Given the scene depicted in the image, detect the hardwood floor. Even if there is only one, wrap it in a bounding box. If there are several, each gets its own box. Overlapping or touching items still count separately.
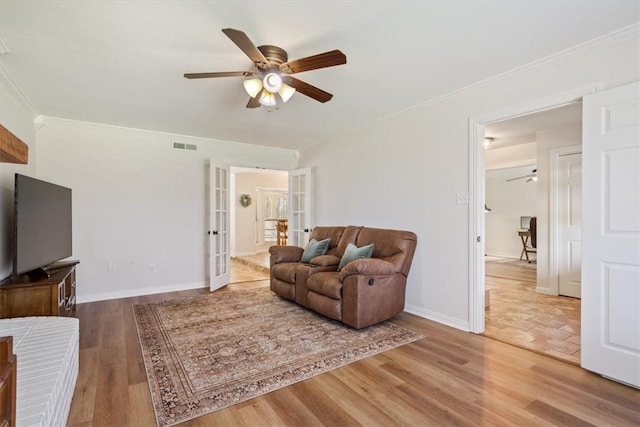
[67,282,639,426]
[484,257,581,364]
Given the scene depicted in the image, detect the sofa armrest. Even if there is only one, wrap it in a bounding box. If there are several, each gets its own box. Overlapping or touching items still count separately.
[269,246,304,264]
[338,258,396,281]
[341,273,407,329]
[308,255,341,267]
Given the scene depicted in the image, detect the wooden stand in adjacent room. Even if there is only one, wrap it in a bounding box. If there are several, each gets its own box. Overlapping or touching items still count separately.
[0,261,79,319]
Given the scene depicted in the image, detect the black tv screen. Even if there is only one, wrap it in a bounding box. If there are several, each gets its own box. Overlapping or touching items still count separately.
[13,174,72,276]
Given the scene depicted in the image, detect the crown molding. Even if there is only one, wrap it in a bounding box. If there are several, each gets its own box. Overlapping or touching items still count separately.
[0,37,9,55]
[322,22,640,146]
[0,62,38,118]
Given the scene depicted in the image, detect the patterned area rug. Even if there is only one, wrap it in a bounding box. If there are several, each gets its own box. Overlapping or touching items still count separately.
[133,287,423,426]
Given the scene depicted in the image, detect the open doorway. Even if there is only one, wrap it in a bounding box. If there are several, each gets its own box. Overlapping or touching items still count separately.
[480,103,583,364]
[229,167,288,283]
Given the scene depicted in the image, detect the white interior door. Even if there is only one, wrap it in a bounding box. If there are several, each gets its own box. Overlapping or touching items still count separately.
[582,81,640,387]
[558,152,582,298]
[288,168,312,247]
[207,161,230,291]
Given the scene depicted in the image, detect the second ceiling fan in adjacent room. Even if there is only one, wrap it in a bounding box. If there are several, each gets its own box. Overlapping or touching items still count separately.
[507,169,538,183]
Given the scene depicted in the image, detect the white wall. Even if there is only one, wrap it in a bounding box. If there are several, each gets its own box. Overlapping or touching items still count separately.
[0,79,36,279]
[233,171,287,256]
[485,165,537,258]
[485,142,536,170]
[298,28,639,330]
[35,118,296,302]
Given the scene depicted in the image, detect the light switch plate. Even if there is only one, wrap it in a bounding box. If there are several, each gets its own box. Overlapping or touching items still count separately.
[456,191,469,205]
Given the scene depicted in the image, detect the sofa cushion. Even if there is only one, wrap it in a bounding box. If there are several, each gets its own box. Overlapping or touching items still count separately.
[300,238,331,263]
[334,226,363,257]
[354,227,417,276]
[271,262,299,283]
[270,279,295,301]
[308,254,341,267]
[308,227,345,257]
[338,258,396,281]
[307,272,343,299]
[307,292,342,321]
[337,243,374,271]
[269,246,304,265]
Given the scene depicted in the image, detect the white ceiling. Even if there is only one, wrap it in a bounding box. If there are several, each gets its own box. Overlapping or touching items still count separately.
[0,1,637,151]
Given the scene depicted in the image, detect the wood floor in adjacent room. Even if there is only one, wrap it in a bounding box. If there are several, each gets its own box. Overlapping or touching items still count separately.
[230,255,270,283]
[67,280,638,426]
[484,257,581,365]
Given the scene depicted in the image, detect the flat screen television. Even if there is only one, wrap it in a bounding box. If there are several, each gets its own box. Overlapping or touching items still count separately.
[13,173,72,277]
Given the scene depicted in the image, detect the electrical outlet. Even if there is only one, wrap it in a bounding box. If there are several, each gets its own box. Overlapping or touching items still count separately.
[149,264,156,273]
[107,260,116,270]
[456,191,469,205]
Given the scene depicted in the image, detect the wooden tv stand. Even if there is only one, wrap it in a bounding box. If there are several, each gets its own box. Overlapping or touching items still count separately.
[0,261,79,319]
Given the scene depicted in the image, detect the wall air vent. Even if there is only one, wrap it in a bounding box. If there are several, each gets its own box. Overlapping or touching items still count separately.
[173,142,198,151]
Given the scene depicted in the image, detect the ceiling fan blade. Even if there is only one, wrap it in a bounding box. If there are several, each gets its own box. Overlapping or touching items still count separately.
[280,50,347,74]
[507,174,536,182]
[507,169,537,182]
[283,76,333,103]
[222,28,270,69]
[246,95,261,108]
[184,71,254,79]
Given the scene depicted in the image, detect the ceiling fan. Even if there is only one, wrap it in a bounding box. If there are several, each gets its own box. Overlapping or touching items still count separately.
[184,28,347,109]
[507,168,538,182]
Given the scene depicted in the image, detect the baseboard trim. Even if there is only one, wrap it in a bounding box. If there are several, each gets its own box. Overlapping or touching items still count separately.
[535,286,555,295]
[77,281,208,304]
[485,252,521,259]
[404,304,470,332]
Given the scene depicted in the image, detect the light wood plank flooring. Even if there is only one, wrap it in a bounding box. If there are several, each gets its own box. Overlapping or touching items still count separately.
[230,256,269,283]
[484,257,581,365]
[67,281,638,426]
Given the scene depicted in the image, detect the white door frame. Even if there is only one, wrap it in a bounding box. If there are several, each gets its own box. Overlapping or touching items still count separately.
[228,166,290,257]
[255,186,288,247]
[468,84,599,333]
[549,145,583,296]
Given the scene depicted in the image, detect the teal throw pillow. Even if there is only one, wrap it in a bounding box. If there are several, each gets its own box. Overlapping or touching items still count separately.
[337,243,375,271]
[300,238,331,263]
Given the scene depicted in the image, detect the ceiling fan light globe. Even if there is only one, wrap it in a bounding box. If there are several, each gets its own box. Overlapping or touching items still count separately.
[263,72,283,93]
[279,83,296,103]
[243,78,263,98]
[259,90,277,107]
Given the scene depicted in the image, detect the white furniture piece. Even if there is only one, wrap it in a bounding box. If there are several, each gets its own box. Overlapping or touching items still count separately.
[0,317,79,426]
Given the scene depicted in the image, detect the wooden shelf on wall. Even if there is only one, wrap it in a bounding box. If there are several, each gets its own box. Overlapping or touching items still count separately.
[0,123,28,164]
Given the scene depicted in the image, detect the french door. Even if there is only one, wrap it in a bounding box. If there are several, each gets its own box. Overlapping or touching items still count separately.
[207,160,230,291]
[288,168,312,247]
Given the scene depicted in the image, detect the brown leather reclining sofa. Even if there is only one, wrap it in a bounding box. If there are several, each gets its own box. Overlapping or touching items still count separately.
[269,226,417,329]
